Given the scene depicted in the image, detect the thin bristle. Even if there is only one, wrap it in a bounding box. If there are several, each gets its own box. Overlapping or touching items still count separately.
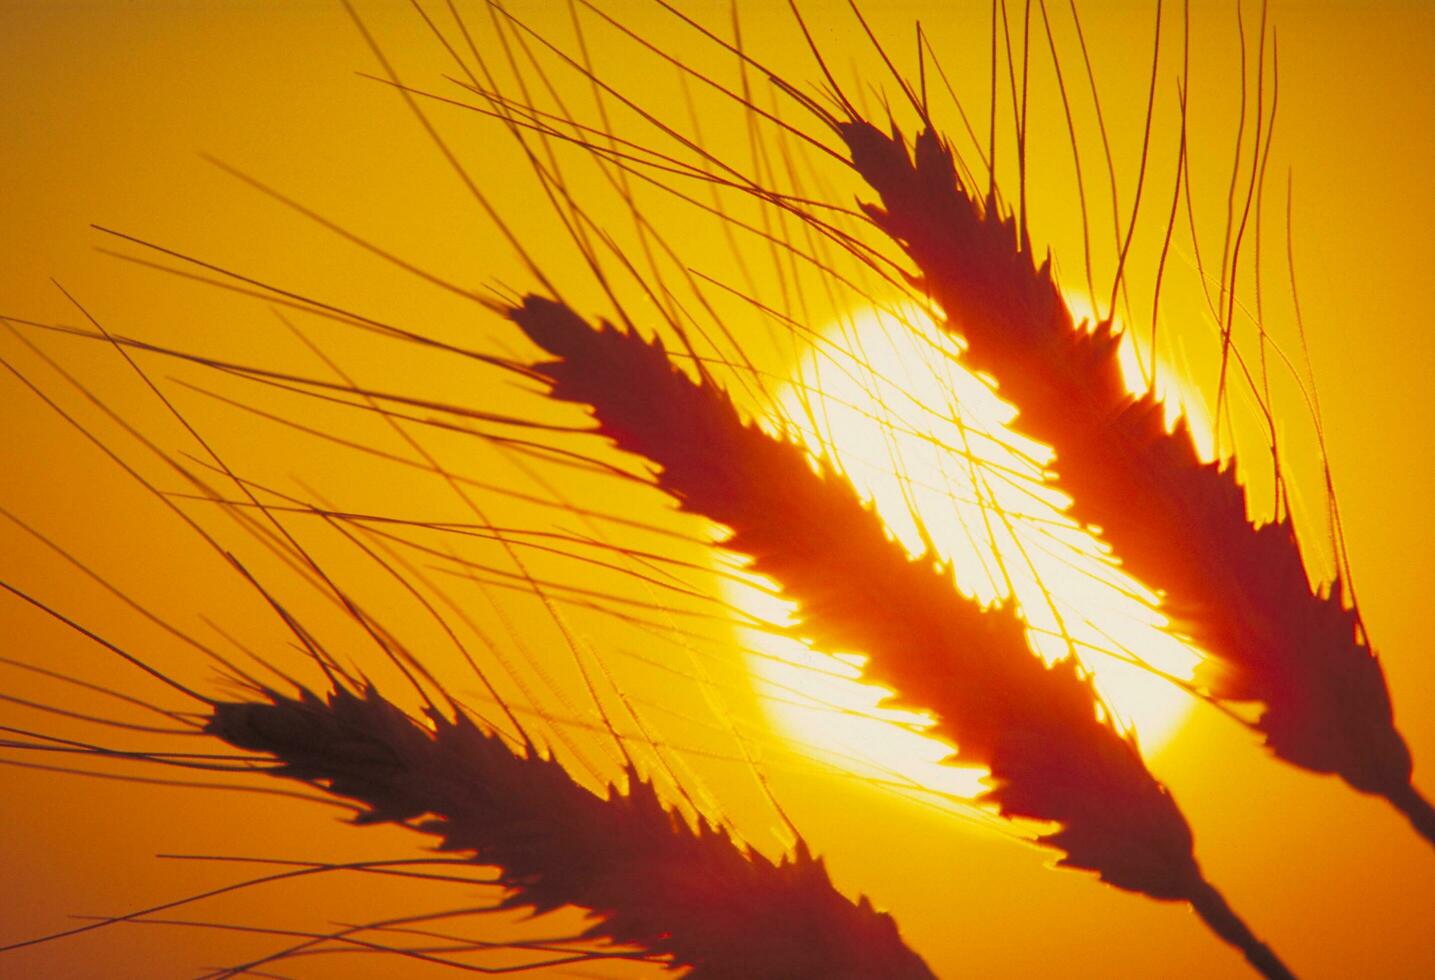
[507,296,1294,978]
[207,683,935,979]
[841,119,1424,831]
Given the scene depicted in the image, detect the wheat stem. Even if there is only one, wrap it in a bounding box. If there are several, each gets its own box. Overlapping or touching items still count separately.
[1188,878,1296,980]
[1384,782,1435,848]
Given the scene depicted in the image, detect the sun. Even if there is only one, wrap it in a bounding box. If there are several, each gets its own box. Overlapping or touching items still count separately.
[723,302,1205,804]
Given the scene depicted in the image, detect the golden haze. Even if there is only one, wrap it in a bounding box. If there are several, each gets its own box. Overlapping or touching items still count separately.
[1,1,1433,977]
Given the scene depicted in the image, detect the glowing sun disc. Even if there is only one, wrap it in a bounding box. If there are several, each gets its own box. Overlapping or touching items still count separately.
[726,303,1203,802]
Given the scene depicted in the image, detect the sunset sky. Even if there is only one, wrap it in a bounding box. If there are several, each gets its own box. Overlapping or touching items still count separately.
[2,2,1433,977]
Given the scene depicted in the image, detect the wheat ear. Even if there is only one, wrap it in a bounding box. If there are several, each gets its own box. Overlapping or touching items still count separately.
[207,682,935,979]
[841,120,1429,843]
[507,296,1295,978]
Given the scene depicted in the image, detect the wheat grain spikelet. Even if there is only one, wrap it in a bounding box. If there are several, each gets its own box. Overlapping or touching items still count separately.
[507,297,1294,978]
[207,682,933,979]
[841,119,1430,842]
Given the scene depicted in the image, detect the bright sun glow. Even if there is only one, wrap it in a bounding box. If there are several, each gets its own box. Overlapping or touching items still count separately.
[723,303,1207,803]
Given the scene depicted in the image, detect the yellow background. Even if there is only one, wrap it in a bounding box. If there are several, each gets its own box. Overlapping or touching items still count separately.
[2,1,1432,977]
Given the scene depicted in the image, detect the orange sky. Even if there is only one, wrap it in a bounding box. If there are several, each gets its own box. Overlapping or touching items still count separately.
[2,2,1433,977]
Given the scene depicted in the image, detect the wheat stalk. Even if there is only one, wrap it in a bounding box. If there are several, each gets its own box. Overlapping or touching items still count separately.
[208,680,935,979]
[840,119,1430,844]
[507,295,1294,978]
